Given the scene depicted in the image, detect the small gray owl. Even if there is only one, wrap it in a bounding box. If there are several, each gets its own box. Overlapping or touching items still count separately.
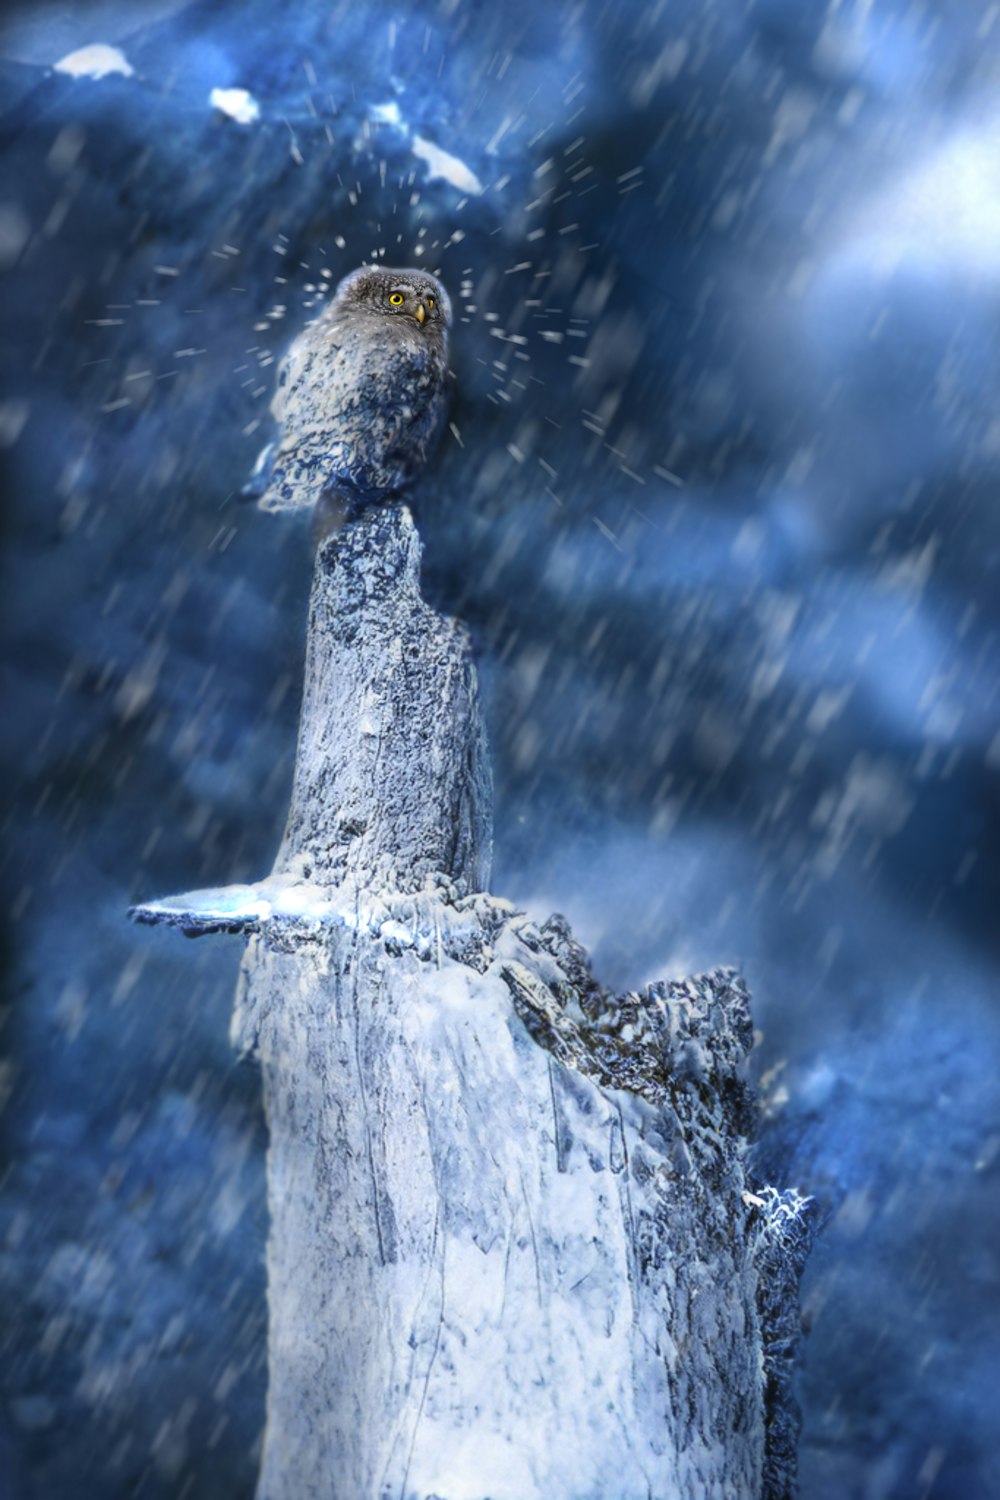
[248,265,451,528]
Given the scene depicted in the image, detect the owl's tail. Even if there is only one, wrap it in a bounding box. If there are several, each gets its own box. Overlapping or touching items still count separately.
[252,441,361,518]
[243,437,375,534]
[238,440,277,504]
[240,439,320,513]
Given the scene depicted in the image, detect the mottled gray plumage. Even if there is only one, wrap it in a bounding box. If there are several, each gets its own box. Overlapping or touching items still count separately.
[252,265,451,524]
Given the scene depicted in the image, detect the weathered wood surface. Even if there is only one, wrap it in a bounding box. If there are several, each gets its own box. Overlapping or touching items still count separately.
[274,504,491,897]
[131,502,808,1500]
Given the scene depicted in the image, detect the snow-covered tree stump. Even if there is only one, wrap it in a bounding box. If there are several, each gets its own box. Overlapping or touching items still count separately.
[131,503,808,1500]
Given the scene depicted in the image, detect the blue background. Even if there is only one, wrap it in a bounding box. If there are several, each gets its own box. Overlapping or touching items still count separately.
[1,1,998,1496]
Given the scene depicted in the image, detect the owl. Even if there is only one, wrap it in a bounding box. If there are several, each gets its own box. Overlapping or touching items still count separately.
[247,265,452,528]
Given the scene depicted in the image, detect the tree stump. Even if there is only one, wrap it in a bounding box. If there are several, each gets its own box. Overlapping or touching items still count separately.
[132,503,808,1500]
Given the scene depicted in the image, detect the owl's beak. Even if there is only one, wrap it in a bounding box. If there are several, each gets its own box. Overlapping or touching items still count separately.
[414,302,426,325]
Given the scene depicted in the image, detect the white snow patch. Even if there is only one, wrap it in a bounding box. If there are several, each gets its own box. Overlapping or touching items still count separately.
[413,136,483,195]
[371,101,404,127]
[54,43,134,80]
[270,883,335,919]
[134,876,342,928]
[141,883,275,924]
[378,919,415,947]
[209,87,260,125]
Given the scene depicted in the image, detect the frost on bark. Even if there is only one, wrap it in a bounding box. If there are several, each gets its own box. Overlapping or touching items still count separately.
[131,502,809,1500]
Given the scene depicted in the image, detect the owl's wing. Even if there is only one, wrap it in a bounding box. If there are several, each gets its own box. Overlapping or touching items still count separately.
[239,321,333,502]
[270,309,350,424]
[246,314,352,511]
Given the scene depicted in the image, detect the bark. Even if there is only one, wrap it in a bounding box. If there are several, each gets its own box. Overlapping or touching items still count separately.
[131,502,808,1500]
[273,503,491,898]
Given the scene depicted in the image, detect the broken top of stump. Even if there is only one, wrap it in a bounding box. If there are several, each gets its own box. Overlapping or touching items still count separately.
[276,503,492,897]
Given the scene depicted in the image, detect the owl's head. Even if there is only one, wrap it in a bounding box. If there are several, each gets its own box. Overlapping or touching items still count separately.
[335,265,452,335]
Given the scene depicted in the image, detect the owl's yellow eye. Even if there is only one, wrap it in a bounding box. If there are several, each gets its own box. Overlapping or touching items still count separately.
[389,292,404,306]
[427,296,435,309]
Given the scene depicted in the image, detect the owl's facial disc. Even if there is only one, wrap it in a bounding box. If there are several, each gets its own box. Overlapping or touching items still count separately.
[338,266,450,330]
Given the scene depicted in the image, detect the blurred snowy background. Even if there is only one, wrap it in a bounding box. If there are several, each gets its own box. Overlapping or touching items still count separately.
[1,1,998,1496]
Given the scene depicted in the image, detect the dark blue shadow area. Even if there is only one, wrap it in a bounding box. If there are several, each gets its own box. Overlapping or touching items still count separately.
[1,1,998,1497]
